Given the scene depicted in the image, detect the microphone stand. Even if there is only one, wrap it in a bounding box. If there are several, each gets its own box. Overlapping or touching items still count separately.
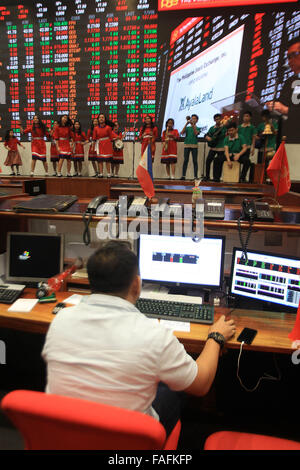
[201,137,207,180]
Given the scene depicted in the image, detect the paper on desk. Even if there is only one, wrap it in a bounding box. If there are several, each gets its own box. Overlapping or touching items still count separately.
[63,294,83,305]
[8,299,39,313]
[160,320,191,333]
[140,284,202,304]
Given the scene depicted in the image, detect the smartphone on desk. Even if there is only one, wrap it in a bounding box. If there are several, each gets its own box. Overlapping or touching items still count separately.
[237,327,257,345]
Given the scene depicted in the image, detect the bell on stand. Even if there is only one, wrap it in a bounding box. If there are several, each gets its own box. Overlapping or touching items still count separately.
[259,122,274,184]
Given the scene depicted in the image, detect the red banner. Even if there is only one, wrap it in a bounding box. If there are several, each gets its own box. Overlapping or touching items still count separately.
[159,0,297,11]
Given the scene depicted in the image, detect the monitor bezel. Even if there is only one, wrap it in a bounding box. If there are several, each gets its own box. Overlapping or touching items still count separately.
[138,234,226,290]
[6,232,64,283]
[230,246,300,310]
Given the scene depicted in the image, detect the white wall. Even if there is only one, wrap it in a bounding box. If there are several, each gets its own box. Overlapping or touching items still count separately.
[1,141,299,180]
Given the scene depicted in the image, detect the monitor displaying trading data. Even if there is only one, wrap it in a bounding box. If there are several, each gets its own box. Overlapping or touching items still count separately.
[0,0,159,141]
[230,248,300,310]
[138,234,225,289]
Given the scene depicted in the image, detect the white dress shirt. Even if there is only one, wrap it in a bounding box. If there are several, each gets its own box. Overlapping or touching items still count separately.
[42,294,198,421]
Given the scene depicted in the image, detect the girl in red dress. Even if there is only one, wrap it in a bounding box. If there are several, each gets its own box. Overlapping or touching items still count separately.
[93,114,118,178]
[4,129,25,175]
[71,120,88,177]
[139,115,158,163]
[112,121,126,178]
[87,118,99,177]
[161,118,179,179]
[21,115,50,176]
[53,115,74,177]
[50,120,59,176]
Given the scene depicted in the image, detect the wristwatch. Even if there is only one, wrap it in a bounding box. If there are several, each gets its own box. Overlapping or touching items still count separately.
[207,332,225,349]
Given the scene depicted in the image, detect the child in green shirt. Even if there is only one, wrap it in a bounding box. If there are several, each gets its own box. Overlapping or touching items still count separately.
[180,114,200,180]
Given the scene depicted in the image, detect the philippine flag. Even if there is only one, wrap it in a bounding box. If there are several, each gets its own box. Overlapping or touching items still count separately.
[136,144,155,199]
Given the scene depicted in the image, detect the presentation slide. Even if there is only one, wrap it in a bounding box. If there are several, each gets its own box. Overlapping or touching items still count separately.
[139,235,223,287]
[162,26,244,135]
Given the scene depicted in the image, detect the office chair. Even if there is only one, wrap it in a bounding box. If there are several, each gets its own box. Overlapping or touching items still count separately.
[204,431,300,450]
[1,390,181,450]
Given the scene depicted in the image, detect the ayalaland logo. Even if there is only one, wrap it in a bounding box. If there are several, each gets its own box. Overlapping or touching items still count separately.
[179,89,214,111]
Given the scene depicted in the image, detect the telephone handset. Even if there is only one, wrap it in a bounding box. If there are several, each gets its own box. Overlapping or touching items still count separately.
[242,199,274,222]
[242,199,257,221]
[86,195,107,214]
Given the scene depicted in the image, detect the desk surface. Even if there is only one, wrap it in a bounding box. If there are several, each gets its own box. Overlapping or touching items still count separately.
[0,196,299,233]
[0,289,296,355]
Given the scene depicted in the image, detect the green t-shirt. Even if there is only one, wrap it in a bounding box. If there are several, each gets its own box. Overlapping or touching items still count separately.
[257,120,278,150]
[224,135,246,154]
[238,124,257,147]
[184,125,200,146]
[207,125,226,149]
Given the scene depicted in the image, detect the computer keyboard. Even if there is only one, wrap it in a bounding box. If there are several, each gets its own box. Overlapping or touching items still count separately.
[0,284,25,304]
[136,298,214,324]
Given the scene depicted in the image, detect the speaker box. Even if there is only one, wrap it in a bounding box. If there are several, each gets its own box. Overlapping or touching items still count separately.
[23,179,46,196]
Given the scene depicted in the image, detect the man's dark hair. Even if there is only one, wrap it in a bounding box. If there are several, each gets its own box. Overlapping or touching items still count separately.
[226,121,237,129]
[191,114,199,120]
[214,113,222,120]
[87,241,139,296]
[242,110,252,117]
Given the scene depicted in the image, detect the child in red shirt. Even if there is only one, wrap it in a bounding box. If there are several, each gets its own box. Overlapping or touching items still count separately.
[4,129,25,176]
[72,120,88,176]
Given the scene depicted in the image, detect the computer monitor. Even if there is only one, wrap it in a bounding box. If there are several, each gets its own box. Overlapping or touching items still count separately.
[6,232,64,284]
[230,247,300,311]
[138,234,225,291]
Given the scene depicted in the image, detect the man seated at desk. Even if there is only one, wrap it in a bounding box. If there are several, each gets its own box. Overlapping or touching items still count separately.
[42,240,235,437]
[213,122,248,183]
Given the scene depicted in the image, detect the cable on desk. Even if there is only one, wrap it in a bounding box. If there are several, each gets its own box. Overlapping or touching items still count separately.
[237,342,281,392]
[237,216,254,263]
[82,212,93,246]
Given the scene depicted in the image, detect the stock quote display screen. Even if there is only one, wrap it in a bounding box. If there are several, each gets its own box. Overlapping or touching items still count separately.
[0,0,158,141]
[0,1,299,143]
[156,10,300,143]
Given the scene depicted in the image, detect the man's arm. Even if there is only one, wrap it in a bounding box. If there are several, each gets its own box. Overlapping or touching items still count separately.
[180,122,188,136]
[183,316,236,396]
[192,123,200,137]
[234,143,247,161]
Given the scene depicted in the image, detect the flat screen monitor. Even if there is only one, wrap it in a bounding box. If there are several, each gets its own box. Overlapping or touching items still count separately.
[6,232,64,284]
[138,234,225,290]
[230,248,300,310]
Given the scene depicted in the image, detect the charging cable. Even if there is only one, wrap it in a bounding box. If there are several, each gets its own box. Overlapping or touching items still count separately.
[237,341,281,392]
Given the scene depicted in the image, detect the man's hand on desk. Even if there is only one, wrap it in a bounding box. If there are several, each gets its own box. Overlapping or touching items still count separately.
[208,315,236,342]
[183,315,237,397]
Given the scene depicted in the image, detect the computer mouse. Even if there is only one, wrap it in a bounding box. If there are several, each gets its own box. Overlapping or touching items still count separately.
[52,302,66,314]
